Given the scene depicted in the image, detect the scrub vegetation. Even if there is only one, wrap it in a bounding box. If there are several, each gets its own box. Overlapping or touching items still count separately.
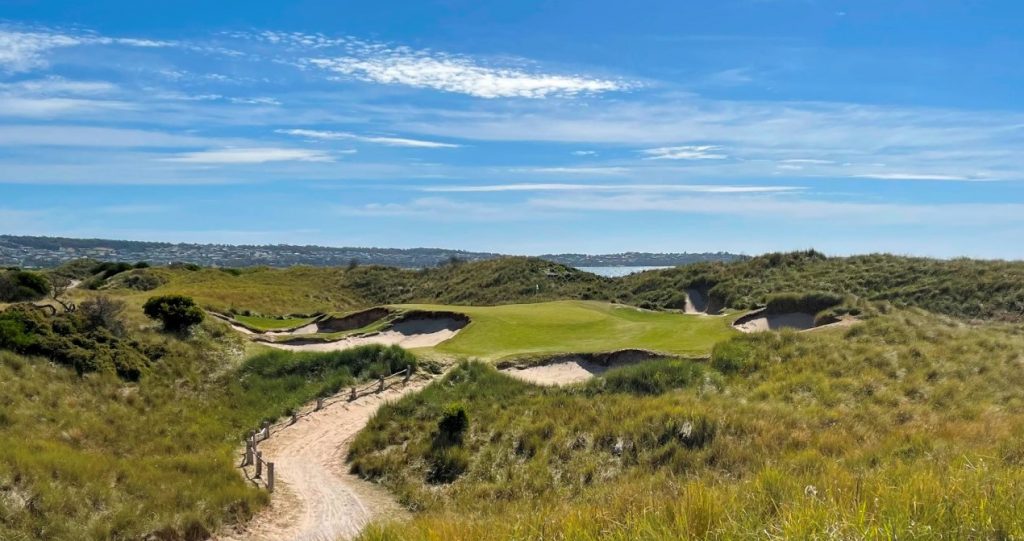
[0,303,416,541]
[63,250,1024,324]
[353,311,1024,540]
[4,251,1024,540]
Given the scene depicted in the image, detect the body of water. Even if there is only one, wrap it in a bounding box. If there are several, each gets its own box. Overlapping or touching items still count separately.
[576,266,672,277]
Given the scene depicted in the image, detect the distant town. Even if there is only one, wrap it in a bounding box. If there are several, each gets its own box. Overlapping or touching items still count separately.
[0,235,745,269]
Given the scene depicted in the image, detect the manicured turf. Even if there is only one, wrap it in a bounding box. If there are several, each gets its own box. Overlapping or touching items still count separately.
[395,300,740,361]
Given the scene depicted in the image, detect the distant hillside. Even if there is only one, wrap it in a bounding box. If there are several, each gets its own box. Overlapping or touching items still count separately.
[0,235,743,269]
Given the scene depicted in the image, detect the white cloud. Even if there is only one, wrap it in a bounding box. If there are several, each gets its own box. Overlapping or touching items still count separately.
[852,172,989,181]
[0,29,175,73]
[302,38,633,99]
[277,128,460,148]
[424,183,802,193]
[229,96,281,106]
[0,125,221,147]
[781,158,835,165]
[0,97,134,117]
[162,147,335,164]
[572,150,598,156]
[528,193,1024,225]
[0,77,118,96]
[335,197,511,220]
[641,145,728,160]
[515,166,630,175]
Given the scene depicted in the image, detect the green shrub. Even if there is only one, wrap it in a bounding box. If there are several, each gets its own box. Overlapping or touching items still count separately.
[0,270,50,302]
[118,270,166,291]
[143,295,205,332]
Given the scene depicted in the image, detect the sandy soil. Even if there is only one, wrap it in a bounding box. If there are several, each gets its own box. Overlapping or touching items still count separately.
[503,361,609,385]
[733,312,816,333]
[263,323,320,337]
[264,324,463,353]
[682,288,708,314]
[217,378,432,541]
[221,313,465,352]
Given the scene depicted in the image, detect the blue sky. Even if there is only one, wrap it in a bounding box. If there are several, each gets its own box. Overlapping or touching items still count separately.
[2,1,1023,258]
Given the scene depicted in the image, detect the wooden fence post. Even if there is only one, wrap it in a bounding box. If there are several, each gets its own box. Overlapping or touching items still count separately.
[378,376,385,393]
[244,440,254,467]
[316,397,324,411]
[255,452,263,478]
[267,462,275,493]
[350,386,357,401]
[403,366,411,384]
[262,421,271,440]
[291,413,298,425]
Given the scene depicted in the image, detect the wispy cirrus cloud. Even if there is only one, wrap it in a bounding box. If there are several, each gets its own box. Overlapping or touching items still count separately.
[256,31,636,99]
[277,128,460,148]
[423,183,802,193]
[0,28,174,73]
[641,145,728,160]
[335,197,512,220]
[528,193,1024,225]
[514,166,631,175]
[162,147,334,164]
[852,172,992,181]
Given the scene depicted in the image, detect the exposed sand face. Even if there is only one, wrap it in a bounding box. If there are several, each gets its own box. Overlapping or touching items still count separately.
[263,316,467,352]
[503,361,609,386]
[733,312,817,333]
[501,350,662,386]
[683,289,708,314]
[262,323,319,337]
[216,378,432,541]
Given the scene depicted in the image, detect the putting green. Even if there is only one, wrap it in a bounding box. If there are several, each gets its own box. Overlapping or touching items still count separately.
[394,300,740,362]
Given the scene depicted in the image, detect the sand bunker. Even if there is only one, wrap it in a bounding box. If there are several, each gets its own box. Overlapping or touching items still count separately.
[505,361,608,385]
[733,311,816,332]
[683,288,708,314]
[263,312,469,352]
[501,350,661,386]
[732,309,861,333]
[681,287,724,315]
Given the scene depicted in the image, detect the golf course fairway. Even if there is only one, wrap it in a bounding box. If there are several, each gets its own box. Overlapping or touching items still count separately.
[396,300,740,361]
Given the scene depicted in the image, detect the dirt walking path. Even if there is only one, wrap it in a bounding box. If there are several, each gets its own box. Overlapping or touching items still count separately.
[217,377,432,541]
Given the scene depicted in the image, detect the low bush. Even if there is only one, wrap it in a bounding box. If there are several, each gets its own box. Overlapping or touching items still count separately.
[144,295,205,332]
[0,304,148,379]
[0,270,50,302]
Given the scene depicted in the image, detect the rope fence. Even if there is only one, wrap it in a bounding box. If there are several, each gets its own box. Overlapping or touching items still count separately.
[238,366,414,492]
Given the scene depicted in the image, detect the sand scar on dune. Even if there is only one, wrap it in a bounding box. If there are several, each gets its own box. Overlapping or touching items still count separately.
[501,349,663,386]
[217,309,469,352]
[732,308,858,333]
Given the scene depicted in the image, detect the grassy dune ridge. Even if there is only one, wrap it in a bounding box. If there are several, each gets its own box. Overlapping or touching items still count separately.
[82,251,1024,324]
[5,251,1024,540]
[353,311,1024,539]
[0,323,416,540]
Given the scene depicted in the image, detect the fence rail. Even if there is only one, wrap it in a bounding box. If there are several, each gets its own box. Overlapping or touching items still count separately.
[238,366,414,492]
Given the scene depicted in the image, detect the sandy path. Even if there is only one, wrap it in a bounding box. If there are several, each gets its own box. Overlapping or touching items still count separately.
[502,361,608,386]
[218,378,431,541]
